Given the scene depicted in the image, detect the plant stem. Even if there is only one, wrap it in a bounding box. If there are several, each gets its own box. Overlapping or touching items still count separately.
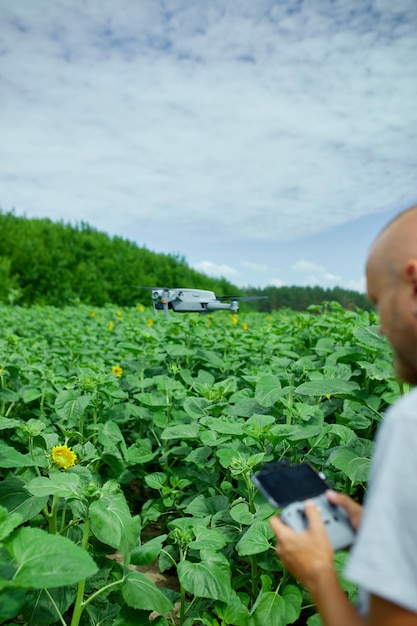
[70,516,91,626]
[28,436,42,478]
[178,546,188,626]
[48,495,59,534]
[5,401,15,417]
[44,589,67,626]
[179,582,186,625]
[39,390,45,420]
[250,555,260,602]
[60,501,68,533]
[81,577,125,609]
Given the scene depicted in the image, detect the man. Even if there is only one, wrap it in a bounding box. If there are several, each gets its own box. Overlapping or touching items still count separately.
[270,206,417,625]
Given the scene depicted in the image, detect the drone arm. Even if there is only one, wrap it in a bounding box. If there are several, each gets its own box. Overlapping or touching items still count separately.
[205,301,239,313]
[163,299,169,319]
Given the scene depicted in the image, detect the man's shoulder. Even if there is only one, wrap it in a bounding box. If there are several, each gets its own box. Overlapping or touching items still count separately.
[392,387,417,409]
[386,386,417,420]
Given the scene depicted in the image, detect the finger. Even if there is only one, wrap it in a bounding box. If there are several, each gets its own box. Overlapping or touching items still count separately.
[326,490,356,513]
[303,499,324,531]
[269,514,293,539]
[326,489,350,508]
[326,489,340,504]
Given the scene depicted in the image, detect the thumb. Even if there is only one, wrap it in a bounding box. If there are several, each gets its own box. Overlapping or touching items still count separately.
[327,490,355,513]
[303,499,325,531]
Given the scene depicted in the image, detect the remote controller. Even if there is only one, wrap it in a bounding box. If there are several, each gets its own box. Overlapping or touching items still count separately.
[280,493,355,550]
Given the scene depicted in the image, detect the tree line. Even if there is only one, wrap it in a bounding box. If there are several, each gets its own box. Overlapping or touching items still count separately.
[0,210,372,311]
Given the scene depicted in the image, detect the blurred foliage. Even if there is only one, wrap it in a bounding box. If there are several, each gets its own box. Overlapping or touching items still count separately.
[0,210,372,311]
[246,285,373,313]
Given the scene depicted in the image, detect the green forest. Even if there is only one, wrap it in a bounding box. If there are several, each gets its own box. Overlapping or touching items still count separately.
[0,210,372,310]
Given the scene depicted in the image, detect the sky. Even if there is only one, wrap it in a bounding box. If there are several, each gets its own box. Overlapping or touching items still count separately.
[1,0,416,293]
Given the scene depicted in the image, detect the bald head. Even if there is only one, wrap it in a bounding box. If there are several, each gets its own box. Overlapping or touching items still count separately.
[366,205,417,384]
[367,206,417,289]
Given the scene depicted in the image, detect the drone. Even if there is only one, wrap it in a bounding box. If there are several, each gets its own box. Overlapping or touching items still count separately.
[139,287,267,319]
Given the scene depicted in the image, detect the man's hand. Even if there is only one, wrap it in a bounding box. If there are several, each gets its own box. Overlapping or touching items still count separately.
[326,490,363,531]
[269,499,335,591]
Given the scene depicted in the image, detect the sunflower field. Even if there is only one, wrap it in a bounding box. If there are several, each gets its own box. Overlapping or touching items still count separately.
[0,302,403,625]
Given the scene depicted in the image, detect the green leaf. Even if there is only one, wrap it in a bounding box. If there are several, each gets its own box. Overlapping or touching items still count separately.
[96,420,126,448]
[160,423,201,440]
[0,441,35,468]
[134,392,169,407]
[353,325,388,350]
[227,398,260,418]
[144,472,167,490]
[178,551,232,602]
[7,527,98,588]
[126,440,157,464]
[54,390,91,422]
[345,457,371,483]
[183,396,212,419]
[249,591,286,626]
[328,449,371,483]
[122,570,173,613]
[130,535,167,567]
[195,350,225,369]
[215,592,250,626]
[325,424,357,445]
[0,587,27,621]
[202,417,245,435]
[270,424,322,442]
[0,416,21,431]
[0,388,19,403]
[255,375,283,407]
[282,584,303,624]
[25,473,81,499]
[230,502,254,525]
[113,606,163,626]
[0,477,48,524]
[0,505,23,542]
[295,379,360,396]
[189,527,227,551]
[21,586,76,626]
[89,493,141,564]
[215,447,239,469]
[19,386,43,404]
[357,359,393,381]
[236,521,273,556]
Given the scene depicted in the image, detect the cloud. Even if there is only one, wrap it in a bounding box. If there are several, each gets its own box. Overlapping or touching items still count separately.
[292,259,341,286]
[269,278,286,288]
[346,277,367,293]
[0,0,415,294]
[192,260,239,279]
[241,261,269,272]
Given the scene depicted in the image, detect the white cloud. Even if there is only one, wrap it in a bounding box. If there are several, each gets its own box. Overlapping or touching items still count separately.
[0,0,416,292]
[192,260,239,279]
[241,261,268,272]
[292,259,341,286]
[269,278,286,288]
[293,260,325,274]
[346,277,367,293]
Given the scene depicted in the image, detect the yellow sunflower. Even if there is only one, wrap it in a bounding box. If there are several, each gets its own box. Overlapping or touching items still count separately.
[51,445,77,470]
[112,364,123,378]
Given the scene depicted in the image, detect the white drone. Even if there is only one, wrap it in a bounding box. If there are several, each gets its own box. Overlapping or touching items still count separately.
[140,287,266,319]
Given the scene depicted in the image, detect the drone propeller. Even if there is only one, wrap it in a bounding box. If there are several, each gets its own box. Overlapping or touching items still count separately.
[135,286,166,291]
[216,295,268,302]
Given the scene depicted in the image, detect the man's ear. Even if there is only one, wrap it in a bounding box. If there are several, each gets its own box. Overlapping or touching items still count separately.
[404,259,417,292]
